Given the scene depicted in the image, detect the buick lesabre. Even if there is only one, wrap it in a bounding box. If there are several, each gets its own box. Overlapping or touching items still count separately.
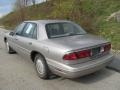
[4,20,114,79]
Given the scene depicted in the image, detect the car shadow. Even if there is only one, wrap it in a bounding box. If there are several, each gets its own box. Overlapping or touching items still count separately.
[49,68,115,84]
[49,74,61,80]
[107,54,120,72]
[69,68,114,84]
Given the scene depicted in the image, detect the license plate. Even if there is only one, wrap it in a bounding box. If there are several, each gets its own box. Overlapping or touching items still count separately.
[91,47,101,56]
[91,53,103,59]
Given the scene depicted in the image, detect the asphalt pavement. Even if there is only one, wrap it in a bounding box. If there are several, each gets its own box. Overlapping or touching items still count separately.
[108,54,120,72]
[0,28,120,90]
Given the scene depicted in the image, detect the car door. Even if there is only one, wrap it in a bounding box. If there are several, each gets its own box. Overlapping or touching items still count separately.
[14,22,38,58]
[8,22,26,52]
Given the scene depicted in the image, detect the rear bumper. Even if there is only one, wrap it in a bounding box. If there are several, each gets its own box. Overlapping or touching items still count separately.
[48,54,114,78]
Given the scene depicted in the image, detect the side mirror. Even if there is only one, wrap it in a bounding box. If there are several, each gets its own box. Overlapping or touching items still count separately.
[9,32,15,36]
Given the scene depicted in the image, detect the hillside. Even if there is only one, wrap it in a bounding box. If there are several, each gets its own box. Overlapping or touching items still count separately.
[0,0,120,50]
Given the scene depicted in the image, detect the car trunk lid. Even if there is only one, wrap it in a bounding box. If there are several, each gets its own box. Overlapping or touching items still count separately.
[52,34,110,65]
[49,34,109,51]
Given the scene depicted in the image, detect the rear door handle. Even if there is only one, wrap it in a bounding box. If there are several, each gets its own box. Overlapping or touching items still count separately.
[28,42,32,45]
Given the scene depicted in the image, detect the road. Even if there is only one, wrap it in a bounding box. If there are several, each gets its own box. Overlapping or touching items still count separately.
[0,29,120,90]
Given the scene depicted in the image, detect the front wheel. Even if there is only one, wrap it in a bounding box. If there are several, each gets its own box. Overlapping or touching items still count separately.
[34,54,50,79]
[5,41,15,54]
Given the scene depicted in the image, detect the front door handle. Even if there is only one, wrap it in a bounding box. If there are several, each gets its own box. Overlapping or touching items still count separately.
[15,38,18,40]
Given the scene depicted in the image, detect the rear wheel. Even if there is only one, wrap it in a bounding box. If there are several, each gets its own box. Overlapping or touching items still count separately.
[5,41,15,54]
[34,54,50,79]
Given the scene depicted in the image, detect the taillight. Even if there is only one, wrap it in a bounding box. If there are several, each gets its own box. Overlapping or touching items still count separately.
[63,49,91,60]
[76,50,91,58]
[63,52,77,60]
[104,43,111,52]
[63,43,111,61]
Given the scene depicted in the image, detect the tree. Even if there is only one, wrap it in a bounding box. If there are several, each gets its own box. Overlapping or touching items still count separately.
[32,0,36,5]
[25,0,36,6]
[14,0,26,21]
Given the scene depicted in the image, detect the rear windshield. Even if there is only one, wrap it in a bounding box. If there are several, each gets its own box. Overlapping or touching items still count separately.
[45,22,86,38]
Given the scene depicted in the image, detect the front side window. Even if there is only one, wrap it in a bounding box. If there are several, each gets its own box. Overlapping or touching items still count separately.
[21,23,37,39]
[45,22,86,38]
[15,23,26,35]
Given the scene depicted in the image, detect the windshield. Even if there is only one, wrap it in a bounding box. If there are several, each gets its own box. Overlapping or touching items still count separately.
[45,22,87,38]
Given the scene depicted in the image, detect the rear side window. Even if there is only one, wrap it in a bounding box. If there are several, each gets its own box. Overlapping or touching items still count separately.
[21,23,37,39]
[15,23,26,35]
[32,26,37,39]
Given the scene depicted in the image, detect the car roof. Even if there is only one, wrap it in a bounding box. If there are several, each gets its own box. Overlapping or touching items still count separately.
[24,20,71,24]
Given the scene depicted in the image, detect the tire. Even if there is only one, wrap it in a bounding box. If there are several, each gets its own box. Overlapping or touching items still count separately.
[5,41,15,54]
[34,54,50,79]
